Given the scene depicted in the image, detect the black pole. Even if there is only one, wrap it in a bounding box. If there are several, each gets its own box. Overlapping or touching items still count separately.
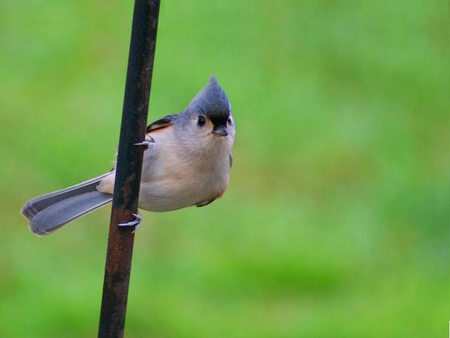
[98,1,160,337]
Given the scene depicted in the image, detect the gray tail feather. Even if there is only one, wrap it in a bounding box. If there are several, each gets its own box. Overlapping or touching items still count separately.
[21,173,113,236]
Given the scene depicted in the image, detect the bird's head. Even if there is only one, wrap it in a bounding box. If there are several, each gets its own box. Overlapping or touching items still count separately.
[183,77,235,139]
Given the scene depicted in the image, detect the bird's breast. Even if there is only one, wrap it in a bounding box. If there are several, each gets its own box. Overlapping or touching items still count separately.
[138,129,232,212]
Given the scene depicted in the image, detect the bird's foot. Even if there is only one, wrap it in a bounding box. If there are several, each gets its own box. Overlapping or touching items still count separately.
[118,212,142,233]
[134,135,155,150]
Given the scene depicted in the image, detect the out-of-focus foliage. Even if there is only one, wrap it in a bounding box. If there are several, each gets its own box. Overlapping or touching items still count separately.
[0,1,447,337]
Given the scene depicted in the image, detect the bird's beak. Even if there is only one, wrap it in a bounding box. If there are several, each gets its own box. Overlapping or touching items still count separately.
[212,124,229,137]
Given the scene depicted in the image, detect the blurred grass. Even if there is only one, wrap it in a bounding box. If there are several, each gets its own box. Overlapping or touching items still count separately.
[0,0,448,337]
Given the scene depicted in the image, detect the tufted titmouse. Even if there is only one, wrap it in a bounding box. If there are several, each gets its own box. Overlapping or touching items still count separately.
[21,77,235,236]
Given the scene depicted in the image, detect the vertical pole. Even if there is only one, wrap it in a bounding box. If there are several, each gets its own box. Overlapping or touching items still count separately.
[98,1,160,337]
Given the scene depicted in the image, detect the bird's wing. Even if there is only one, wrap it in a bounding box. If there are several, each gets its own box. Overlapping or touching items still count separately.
[146,114,178,133]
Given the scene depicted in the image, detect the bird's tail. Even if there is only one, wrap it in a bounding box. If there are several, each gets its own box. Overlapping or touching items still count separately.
[21,173,113,236]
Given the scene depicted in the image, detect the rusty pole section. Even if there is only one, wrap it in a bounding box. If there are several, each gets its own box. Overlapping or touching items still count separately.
[98,1,160,337]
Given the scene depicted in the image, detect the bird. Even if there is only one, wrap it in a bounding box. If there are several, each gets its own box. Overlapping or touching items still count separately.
[21,77,235,236]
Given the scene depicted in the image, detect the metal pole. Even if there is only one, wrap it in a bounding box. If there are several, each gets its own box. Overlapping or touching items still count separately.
[98,1,160,337]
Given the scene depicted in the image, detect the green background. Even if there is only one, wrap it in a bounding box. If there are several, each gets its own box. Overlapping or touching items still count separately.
[1,1,447,337]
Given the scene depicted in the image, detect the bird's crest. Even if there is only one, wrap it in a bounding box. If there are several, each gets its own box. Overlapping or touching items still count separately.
[186,77,231,119]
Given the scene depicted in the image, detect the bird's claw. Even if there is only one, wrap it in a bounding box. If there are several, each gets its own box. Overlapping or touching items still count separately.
[134,136,155,150]
[118,212,142,233]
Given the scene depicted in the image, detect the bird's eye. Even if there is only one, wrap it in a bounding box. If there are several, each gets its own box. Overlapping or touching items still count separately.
[197,115,206,127]
[227,117,233,125]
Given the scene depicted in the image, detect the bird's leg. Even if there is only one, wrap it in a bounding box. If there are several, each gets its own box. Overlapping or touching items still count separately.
[134,135,155,149]
[118,211,142,233]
